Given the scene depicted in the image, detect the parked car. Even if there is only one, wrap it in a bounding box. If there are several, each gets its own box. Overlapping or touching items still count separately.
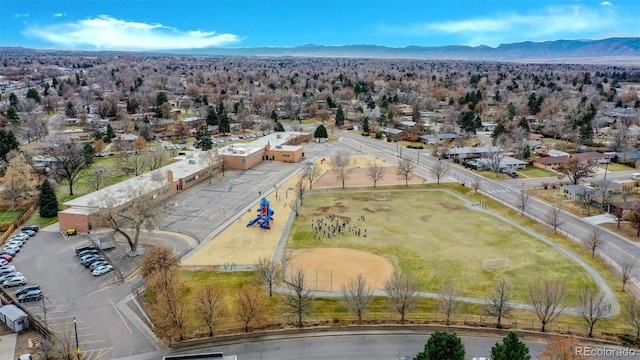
[77,249,99,258]
[18,354,33,360]
[15,284,41,297]
[0,272,24,282]
[18,290,42,303]
[0,254,13,262]
[0,259,7,266]
[11,233,29,241]
[21,229,36,237]
[81,255,104,266]
[0,265,16,273]
[22,225,39,232]
[75,245,97,255]
[3,276,27,287]
[92,265,113,276]
[1,249,17,257]
[7,239,25,247]
[89,261,109,271]
[3,245,20,253]
[79,253,100,262]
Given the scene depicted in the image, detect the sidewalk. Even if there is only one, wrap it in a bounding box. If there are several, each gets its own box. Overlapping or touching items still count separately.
[0,333,17,360]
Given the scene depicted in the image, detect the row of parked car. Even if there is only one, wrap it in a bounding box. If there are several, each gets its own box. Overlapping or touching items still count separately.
[75,244,114,276]
[0,226,43,302]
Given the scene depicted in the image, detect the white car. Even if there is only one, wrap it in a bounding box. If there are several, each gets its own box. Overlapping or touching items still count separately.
[0,272,23,282]
[3,245,20,253]
[3,276,27,288]
[0,259,7,266]
[7,240,25,247]
[92,265,113,276]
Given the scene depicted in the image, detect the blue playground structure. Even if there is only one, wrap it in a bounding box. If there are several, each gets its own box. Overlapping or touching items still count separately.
[247,197,275,229]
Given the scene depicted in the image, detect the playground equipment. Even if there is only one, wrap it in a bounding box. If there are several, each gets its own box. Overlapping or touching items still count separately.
[247,197,274,229]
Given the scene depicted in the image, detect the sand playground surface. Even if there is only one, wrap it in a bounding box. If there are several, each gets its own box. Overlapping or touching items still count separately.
[182,154,416,290]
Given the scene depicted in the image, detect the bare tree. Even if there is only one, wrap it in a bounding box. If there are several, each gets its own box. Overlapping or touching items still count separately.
[48,140,95,196]
[384,271,420,324]
[148,268,188,341]
[518,192,530,216]
[560,157,596,185]
[576,287,612,337]
[117,151,147,176]
[194,285,225,337]
[301,164,321,190]
[145,148,168,171]
[470,177,481,194]
[332,150,352,188]
[342,273,373,325]
[511,126,529,160]
[367,161,385,188]
[396,157,416,187]
[438,280,458,325]
[1,153,36,214]
[485,150,506,174]
[620,256,636,292]
[91,180,165,254]
[630,206,640,236]
[140,245,180,279]
[546,206,565,233]
[483,279,513,328]
[585,227,603,258]
[255,256,280,297]
[198,149,220,184]
[236,284,266,333]
[612,206,625,228]
[625,298,640,339]
[283,268,314,328]
[294,175,306,206]
[432,160,449,185]
[528,281,567,332]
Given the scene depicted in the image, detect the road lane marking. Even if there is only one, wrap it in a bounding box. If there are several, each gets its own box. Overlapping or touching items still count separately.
[109,297,132,333]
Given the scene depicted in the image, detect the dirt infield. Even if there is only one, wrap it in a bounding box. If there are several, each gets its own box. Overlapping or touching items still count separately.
[287,247,394,291]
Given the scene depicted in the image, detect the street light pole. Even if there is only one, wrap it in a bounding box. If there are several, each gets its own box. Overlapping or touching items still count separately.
[74,315,80,359]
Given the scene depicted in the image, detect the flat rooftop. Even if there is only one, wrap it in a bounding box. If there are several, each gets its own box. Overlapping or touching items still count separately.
[64,152,214,209]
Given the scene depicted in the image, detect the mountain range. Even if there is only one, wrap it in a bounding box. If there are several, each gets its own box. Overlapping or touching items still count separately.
[3,37,639,63]
[168,37,640,62]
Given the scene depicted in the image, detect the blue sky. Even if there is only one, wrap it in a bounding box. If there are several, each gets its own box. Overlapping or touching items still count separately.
[2,0,639,51]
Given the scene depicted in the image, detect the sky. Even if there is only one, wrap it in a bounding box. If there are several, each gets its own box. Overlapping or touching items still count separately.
[1,0,639,51]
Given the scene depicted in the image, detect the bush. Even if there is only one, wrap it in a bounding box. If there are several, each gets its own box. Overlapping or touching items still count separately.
[375,131,383,139]
[407,144,424,149]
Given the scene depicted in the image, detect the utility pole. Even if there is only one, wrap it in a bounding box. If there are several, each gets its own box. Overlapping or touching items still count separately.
[73,315,80,359]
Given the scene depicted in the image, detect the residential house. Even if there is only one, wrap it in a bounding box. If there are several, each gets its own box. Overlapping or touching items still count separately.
[445,145,502,160]
[562,184,597,202]
[477,156,527,171]
[572,151,609,164]
[531,156,568,170]
[379,127,408,140]
[419,133,458,145]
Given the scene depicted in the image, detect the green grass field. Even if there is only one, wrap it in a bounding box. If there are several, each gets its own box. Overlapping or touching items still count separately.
[289,190,596,301]
[0,210,24,224]
[600,163,635,172]
[516,166,557,178]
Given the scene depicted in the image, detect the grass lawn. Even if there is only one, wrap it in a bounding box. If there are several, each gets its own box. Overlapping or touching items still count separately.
[287,190,596,301]
[516,166,557,178]
[0,210,24,224]
[600,163,635,172]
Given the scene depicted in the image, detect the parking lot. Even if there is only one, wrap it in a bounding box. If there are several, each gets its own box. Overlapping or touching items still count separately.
[1,226,157,360]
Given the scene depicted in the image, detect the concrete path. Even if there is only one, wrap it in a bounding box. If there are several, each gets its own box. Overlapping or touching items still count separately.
[0,333,17,360]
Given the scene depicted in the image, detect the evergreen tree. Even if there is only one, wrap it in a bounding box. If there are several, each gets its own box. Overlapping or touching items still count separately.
[217,102,230,134]
[156,91,169,108]
[362,118,370,133]
[6,106,20,121]
[491,122,507,144]
[26,88,42,103]
[38,179,59,218]
[206,106,218,126]
[459,111,479,135]
[335,106,345,127]
[103,124,116,143]
[8,93,18,108]
[490,332,530,360]
[415,331,465,360]
[314,124,328,138]
[270,110,279,123]
[0,129,20,161]
[194,125,213,150]
[274,121,285,132]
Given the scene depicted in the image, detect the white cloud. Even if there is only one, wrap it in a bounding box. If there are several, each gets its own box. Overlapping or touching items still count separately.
[53,13,67,17]
[380,4,623,46]
[600,1,612,6]
[13,13,30,18]
[23,15,241,50]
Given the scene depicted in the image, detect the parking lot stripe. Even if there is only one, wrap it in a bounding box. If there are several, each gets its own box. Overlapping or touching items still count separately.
[109,297,132,333]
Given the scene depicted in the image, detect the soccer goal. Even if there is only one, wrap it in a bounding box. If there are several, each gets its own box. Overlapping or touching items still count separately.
[483,257,509,271]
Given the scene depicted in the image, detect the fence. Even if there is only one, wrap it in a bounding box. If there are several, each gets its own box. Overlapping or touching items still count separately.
[0,202,37,244]
[286,265,333,291]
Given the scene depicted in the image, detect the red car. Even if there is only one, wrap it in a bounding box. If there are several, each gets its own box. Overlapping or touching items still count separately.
[0,254,13,262]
